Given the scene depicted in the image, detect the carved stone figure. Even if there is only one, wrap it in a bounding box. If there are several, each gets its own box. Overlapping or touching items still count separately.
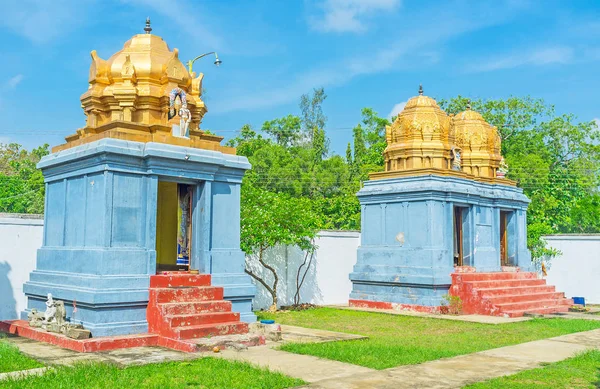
[497,157,509,178]
[451,147,462,171]
[28,294,89,339]
[179,107,191,137]
[44,293,57,323]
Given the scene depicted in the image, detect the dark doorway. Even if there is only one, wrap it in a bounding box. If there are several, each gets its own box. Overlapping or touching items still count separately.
[453,207,464,266]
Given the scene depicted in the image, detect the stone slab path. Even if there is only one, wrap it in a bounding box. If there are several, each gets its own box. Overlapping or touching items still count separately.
[298,329,600,388]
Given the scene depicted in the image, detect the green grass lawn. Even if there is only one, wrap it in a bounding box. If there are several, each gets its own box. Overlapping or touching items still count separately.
[465,350,600,388]
[0,338,44,373]
[258,308,600,370]
[3,358,304,389]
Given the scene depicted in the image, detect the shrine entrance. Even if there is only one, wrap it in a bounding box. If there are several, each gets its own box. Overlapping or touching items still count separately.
[500,210,510,266]
[156,182,193,272]
[453,206,464,267]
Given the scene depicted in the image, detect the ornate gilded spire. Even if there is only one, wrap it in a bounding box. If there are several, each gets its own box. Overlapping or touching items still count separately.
[452,104,502,179]
[382,88,453,173]
[144,17,152,34]
[53,27,234,155]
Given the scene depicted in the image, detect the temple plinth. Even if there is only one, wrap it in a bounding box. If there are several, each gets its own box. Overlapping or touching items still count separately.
[23,23,256,336]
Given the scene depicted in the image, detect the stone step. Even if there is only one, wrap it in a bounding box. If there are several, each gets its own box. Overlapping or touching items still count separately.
[503,305,570,318]
[160,300,233,316]
[484,292,565,305]
[150,274,212,288]
[455,272,538,282]
[476,285,556,297]
[495,298,572,312]
[165,312,240,327]
[465,279,547,289]
[150,286,224,304]
[172,321,249,340]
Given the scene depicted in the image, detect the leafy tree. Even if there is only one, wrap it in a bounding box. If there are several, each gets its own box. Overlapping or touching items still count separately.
[0,143,49,214]
[261,115,302,148]
[300,87,329,162]
[240,185,320,310]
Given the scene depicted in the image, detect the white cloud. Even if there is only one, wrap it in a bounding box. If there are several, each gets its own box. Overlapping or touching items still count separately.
[6,75,24,89]
[214,7,507,114]
[0,0,88,44]
[309,0,401,33]
[467,46,574,73]
[388,101,407,120]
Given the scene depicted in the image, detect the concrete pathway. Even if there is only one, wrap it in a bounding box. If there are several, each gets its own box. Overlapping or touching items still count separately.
[4,336,201,368]
[299,329,600,388]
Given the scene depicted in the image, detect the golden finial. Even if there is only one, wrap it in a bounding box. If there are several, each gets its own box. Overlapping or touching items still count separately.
[418,84,423,96]
[144,17,152,34]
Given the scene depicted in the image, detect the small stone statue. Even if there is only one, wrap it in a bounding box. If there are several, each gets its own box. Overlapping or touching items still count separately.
[451,147,462,171]
[497,157,508,178]
[179,106,191,138]
[44,293,57,323]
[28,293,91,339]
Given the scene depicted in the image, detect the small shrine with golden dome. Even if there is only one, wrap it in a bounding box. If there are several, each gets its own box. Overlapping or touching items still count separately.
[349,86,537,315]
[22,21,256,337]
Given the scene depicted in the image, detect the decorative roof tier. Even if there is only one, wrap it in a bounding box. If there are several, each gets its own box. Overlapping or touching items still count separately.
[382,85,454,172]
[372,86,513,185]
[452,104,502,179]
[53,19,233,154]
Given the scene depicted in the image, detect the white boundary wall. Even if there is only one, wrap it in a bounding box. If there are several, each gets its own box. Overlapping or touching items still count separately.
[251,230,360,310]
[544,235,600,304]
[0,214,43,320]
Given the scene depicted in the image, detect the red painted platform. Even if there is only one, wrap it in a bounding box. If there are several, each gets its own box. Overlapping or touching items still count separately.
[349,270,572,318]
[1,272,262,353]
[449,271,572,317]
[349,299,441,313]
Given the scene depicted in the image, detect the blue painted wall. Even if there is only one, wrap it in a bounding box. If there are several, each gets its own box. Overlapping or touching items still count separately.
[350,175,532,307]
[23,139,256,336]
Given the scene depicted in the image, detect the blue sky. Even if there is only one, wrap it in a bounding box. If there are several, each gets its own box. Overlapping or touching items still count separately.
[0,0,598,155]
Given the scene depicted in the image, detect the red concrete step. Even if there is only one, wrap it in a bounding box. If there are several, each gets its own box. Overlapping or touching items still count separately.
[166,312,240,327]
[477,285,556,297]
[503,305,570,317]
[173,322,249,340]
[495,299,570,312]
[160,301,233,316]
[151,286,224,304]
[150,274,212,288]
[455,272,537,282]
[465,279,547,289]
[485,292,565,305]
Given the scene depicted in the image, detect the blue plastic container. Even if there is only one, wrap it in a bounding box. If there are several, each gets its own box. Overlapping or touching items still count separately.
[573,297,585,306]
[260,319,275,324]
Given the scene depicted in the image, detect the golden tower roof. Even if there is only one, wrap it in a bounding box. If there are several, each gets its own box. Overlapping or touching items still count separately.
[452,104,502,179]
[53,19,233,154]
[381,85,453,173]
[372,87,513,185]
